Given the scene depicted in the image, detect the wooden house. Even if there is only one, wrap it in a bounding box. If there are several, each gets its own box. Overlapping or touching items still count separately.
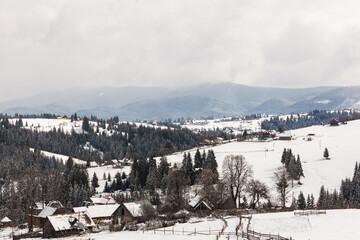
[189,196,213,212]
[1,217,12,227]
[43,212,95,238]
[277,132,292,140]
[330,119,339,126]
[83,195,117,207]
[73,204,121,225]
[118,199,153,223]
[28,201,66,227]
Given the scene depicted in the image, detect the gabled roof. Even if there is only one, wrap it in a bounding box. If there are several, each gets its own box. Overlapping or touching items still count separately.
[73,204,120,218]
[38,206,57,218]
[46,212,94,231]
[121,199,152,217]
[189,195,202,208]
[189,195,213,211]
[1,217,11,223]
[89,195,117,205]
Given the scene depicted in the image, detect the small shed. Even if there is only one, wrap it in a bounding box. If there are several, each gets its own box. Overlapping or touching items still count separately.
[43,212,95,238]
[189,196,213,212]
[118,199,153,223]
[1,217,12,226]
[73,204,121,225]
[330,119,339,126]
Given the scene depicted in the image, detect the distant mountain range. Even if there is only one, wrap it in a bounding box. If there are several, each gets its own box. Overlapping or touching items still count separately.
[1,83,360,120]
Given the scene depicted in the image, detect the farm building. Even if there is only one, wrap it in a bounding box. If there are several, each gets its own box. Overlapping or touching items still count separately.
[1,217,12,226]
[43,212,95,238]
[330,119,339,126]
[118,199,153,223]
[277,132,292,140]
[189,196,213,212]
[73,204,121,225]
[83,195,117,206]
[28,201,66,227]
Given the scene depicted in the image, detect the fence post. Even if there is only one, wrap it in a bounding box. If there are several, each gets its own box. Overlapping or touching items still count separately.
[172,227,174,235]
[164,227,165,235]
[209,227,211,235]
[183,228,184,235]
[195,228,196,236]
[154,228,155,234]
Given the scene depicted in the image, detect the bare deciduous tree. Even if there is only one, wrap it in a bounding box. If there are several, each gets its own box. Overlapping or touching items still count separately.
[222,154,253,208]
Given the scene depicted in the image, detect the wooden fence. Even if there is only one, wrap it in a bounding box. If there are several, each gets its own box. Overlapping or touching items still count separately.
[149,227,292,240]
[294,210,326,216]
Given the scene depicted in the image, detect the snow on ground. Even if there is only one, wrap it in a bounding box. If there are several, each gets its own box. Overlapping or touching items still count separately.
[30,148,91,166]
[10,118,84,134]
[23,209,360,240]
[247,209,360,240]
[87,165,132,193]
[163,119,360,201]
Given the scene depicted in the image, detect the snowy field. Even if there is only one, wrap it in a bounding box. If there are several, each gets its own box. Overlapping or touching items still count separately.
[87,165,132,193]
[4,209,355,240]
[162,119,360,201]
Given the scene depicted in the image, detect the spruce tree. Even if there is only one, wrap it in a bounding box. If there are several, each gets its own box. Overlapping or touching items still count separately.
[91,172,99,189]
[323,148,329,159]
[297,191,306,210]
[194,149,202,168]
[318,185,326,209]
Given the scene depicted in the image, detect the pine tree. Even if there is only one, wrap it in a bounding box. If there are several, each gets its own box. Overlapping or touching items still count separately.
[91,173,99,189]
[323,148,329,159]
[297,191,306,210]
[107,173,111,181]
[318,185,326,209]
[296,155,304,178]
[194,149,202,168]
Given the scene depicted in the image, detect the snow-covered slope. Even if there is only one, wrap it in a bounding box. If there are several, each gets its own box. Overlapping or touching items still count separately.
[163,119,360,201]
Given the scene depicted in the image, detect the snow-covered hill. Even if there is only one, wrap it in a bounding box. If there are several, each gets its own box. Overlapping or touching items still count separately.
[162,119,360,202]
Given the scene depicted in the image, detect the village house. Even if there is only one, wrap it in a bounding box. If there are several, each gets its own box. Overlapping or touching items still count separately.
[220,196,237,210]
[1,217,12,227]
[28,201,65,227]
[189,195,213,212]
[330,119,339,126]
[83,195,117,207]
[43,212,95,238]
[118,199,153,223]
[277,131,292,140]
[73,204,121,225]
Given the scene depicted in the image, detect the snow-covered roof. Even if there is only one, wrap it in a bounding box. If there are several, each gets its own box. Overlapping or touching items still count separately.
[1,217,11,223]
[73,204,120,218]
[189,196,202,208]
[38,206,57,218]
[122,199,152,217]
[89,195,117,205]
[47,212,95,231]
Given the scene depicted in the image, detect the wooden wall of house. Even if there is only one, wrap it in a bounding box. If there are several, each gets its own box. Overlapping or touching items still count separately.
[118,205,136,223]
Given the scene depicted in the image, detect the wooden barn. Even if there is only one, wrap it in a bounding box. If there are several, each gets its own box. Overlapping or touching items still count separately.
[43,212,95,238]
[28,201,66,227]
[1,217,12,227]
[330,119,339,126]
[118,199,153,223]
[73,204,121,225]
[189,196,213,212]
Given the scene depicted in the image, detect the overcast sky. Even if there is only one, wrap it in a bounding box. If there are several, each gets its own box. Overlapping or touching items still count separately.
[1,0,360,102]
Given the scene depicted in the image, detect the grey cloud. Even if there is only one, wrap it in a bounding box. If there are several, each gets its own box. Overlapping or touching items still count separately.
[1,0,360,102]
